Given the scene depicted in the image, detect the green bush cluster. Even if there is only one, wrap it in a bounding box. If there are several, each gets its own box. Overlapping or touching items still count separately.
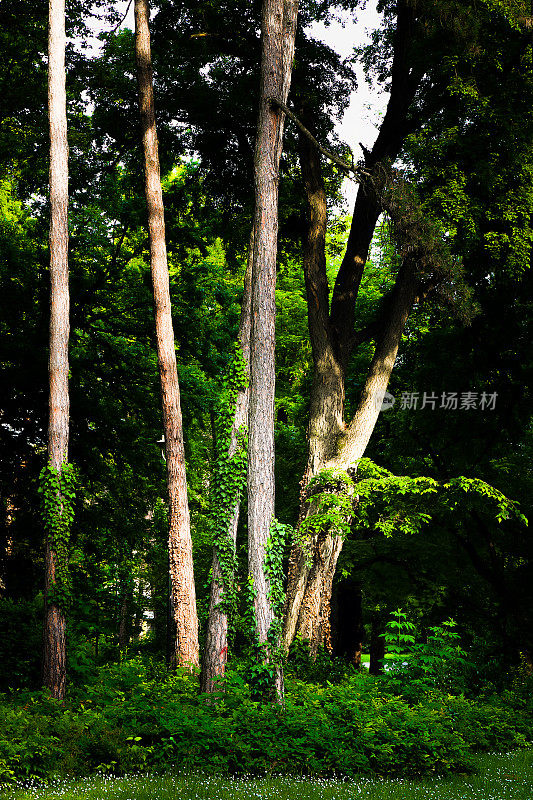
[0,657,531,783]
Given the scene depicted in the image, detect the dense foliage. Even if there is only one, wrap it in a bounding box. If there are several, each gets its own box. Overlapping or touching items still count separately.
[0,0,532,782]
[1,649,532,783]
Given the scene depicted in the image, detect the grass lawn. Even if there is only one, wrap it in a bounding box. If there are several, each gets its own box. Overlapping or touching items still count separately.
[4,750,532,800]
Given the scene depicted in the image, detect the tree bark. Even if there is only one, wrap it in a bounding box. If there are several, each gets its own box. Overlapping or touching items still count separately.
[118,588,131,653]
[248,0,298,700]
[283,1,422,657]
[201,237,253,694]
[134,0,199,669]
[43,0,69,702]
[288,265,420,653]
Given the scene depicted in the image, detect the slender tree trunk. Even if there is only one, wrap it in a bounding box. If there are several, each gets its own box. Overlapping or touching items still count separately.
[201,238,253,694]
[118,589,131,653]
[43,0,69,702]
[134,0,199,669]
[248,0,298,700]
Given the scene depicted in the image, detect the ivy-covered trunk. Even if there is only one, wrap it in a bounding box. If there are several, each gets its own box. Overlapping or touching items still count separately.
[248,0,298,700]
[201,243,252,694]
[43,0,70,702]
[134,0,199,669]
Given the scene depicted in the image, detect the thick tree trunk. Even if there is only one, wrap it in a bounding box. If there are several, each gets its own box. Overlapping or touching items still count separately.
[248,0,298,700]
[284,265,420,653]
[43,0,69,702]
[283,2,422,657]
[134,0,199,669]
[201,240,252,694]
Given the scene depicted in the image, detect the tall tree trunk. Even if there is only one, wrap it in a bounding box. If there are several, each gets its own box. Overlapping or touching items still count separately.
[283,1,422,656]
[118,587,131,653]
[43,0,69,702]
[248,0,298,700]
[134,0,199,669]
[201,239,253,694]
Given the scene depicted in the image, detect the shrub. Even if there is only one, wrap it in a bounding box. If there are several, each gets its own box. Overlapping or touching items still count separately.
[286,637,352,685]
[0,657,531,781]
[381,610,474,701]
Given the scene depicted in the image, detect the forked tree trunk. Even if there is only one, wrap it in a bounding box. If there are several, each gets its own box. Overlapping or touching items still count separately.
[248,0,298,700]
[43,0,69,702]
[284,264,420,654]
[283,123,344,653]
[282,1,421,657]
[201,240,253,694]
[134,0,199,669]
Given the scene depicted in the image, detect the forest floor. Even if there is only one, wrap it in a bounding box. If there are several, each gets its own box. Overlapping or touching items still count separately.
[5,749,532,800]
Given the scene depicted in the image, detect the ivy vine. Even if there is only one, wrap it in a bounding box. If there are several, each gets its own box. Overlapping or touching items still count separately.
[38,461,77,610]
[265,518,292,653]
[208,342,249,632]
[296,468,356,567]
[244,519,292,698]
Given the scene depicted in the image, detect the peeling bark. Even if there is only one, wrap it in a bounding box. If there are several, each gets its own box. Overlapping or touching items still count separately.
[134,0,199,669]
[43,0,69,702]
[248,0,298,700]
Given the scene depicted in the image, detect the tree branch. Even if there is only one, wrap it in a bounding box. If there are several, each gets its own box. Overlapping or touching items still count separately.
[109,0,133,35]
[268,97,370,181]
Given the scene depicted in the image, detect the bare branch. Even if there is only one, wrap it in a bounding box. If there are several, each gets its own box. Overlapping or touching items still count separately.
[268,97,371,181]
[109,0,133,35]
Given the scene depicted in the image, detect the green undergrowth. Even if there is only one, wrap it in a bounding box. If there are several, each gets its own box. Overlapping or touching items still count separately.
[0,658,532,783]
[4,750,533,800]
